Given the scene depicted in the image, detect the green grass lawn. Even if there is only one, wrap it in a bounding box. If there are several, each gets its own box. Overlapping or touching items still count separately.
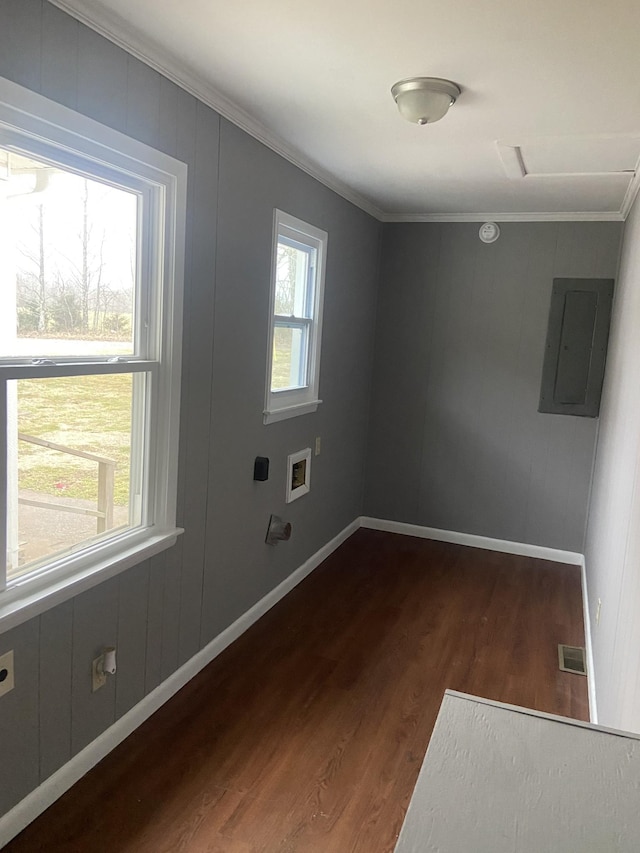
[17,335,297,510]
[17,374,134,506]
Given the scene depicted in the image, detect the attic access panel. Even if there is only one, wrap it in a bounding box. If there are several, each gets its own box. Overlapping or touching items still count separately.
[539,278,614,417]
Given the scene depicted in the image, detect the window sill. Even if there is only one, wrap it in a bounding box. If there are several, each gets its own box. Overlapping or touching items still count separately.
[0,528,183,634]
[263,399,322,424]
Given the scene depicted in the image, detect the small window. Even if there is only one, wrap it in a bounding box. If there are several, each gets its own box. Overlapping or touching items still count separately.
[0,79,186,623]
[264,210,327,424]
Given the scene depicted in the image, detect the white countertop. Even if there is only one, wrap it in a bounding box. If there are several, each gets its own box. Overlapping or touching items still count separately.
[395,690,640,852]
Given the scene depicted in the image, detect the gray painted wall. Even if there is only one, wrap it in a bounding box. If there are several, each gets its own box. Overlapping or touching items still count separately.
[365,221,622,552]
[0,0,380,817]
[584,195,640,733]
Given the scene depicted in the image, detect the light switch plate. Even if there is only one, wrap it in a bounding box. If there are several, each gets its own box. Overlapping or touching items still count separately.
[0,650,15,698]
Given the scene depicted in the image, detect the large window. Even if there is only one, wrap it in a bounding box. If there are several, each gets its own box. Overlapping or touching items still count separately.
[0,80,186,625]
[264,210,327,424]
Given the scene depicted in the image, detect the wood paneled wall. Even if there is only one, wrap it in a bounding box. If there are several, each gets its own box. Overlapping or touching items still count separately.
[585,197,640,732]
[0,0,381,818]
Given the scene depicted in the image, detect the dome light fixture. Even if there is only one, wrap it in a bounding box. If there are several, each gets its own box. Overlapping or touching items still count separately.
[391,77,461,125]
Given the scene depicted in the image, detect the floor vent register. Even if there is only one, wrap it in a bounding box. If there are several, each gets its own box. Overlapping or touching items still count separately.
[557,644,587,676]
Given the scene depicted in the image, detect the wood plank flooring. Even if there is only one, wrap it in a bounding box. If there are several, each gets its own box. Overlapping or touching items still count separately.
[5,530,589,853]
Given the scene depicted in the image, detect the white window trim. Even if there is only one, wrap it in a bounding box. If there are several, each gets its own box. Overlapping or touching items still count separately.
[0,78,186,630]
[264,210,327,425]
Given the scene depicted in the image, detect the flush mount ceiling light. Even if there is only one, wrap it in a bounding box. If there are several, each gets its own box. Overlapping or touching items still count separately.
[391,77,461,125]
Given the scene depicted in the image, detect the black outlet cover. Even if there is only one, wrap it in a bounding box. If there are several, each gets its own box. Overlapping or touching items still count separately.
[254,456,269,481]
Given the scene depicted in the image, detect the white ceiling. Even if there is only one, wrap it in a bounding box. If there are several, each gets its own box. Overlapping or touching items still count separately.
[52,0,640,221]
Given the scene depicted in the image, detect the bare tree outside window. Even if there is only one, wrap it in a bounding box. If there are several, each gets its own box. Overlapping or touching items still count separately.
[13,160,135,348]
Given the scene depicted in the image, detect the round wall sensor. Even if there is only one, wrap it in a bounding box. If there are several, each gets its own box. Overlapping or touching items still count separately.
[479,222,500,243]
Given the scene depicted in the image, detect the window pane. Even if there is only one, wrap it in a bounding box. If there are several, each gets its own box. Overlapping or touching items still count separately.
[275,238,315,317]
[6,373,146,580]
[0,149,138,360]
[271,325,308,391]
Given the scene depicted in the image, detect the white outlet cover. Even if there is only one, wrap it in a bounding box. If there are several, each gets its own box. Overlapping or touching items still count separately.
[0,650,15,698]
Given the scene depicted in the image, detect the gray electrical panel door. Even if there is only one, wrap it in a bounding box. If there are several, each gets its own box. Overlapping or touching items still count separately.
[539,278,614,417]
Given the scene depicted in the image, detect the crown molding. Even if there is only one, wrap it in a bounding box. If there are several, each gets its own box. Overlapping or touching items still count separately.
[45,1,637,226]
[379,211,626,223]
[47,0,385,220]
[620,160,640,219]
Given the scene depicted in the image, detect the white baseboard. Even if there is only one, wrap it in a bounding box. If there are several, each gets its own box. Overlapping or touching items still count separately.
[360,516,596,720]
[0,518,360,849]
[580,556,598,724]
[359,517,583,565]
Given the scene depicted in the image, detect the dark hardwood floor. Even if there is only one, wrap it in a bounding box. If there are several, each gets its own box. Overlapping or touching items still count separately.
[5,530,588,853]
